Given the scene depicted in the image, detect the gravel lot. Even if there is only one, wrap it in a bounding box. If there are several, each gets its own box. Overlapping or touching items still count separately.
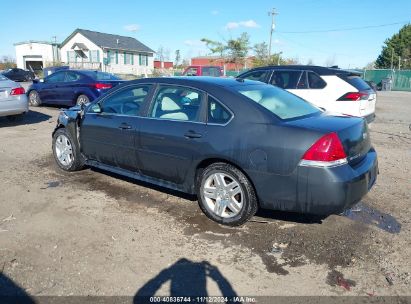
[0,90,410,299]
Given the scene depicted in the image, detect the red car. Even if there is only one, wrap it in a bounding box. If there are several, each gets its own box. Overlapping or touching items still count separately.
[182,65,223,77]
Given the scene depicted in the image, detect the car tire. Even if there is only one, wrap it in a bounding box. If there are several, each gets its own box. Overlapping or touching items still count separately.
[76,94,89,106]
[52,128,84,172]
[29,90,41,106]
[197,162,258,226]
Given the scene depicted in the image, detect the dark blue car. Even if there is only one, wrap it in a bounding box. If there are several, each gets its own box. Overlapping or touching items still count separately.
[27,70,123,107]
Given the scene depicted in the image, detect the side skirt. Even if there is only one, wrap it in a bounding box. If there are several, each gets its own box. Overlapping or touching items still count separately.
[85,160,189,194]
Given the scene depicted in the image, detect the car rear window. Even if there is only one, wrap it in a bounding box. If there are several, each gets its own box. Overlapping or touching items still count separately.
[86,71,121,80]
[339,75,371,91]
[234,84,320,120]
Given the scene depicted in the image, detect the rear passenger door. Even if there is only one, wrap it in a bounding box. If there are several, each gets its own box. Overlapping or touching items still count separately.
[138,85,207,184]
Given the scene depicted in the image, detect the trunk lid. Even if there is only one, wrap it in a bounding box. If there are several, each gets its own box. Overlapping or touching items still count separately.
[286,113,371,165]
[0,80,14,101]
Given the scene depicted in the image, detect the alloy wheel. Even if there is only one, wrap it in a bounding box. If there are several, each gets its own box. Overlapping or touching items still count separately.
[55,134,74,166]
[202,172,244,218]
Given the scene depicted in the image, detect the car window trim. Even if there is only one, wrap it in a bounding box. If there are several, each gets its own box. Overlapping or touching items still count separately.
[145,83,207,123]
[206,93,234,126]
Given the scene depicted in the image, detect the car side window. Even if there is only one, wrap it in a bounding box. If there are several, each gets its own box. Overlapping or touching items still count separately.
[307,72,327,89]
[270,70,303,89]
[185,68,198,76]
[202,67,221,77]
[100,85,151,116]
[65,72,81,82]
[46,72,66,83]
[149,86,203,122]
[241,70,269,82]
[208,96,232,124]
[296,71,308,89]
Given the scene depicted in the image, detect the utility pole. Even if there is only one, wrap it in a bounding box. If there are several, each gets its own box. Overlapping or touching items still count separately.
[390,48,394,71]
[268,8,278,58]
[398,56,401,70]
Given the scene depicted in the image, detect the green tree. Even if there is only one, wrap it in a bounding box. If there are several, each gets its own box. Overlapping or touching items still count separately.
[226,32,250,71]
[202,32,250,71]
[252,42,269,66]
[375,24,411,69]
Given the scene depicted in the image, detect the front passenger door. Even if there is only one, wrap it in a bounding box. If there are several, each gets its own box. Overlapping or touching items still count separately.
[80,84,153,172]
[138,85,207,184]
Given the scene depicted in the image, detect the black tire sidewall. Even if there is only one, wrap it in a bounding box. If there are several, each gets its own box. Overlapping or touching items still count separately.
[197,163,257,226]
[52,128,82,172]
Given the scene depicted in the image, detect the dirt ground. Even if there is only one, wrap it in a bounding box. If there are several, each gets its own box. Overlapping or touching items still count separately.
[0,90,410,300]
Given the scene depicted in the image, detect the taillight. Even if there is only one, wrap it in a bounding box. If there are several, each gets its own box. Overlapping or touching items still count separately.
[300,132,347,167]
[337,91,369,101]
[10,87,25,95]
[94,83,112,90]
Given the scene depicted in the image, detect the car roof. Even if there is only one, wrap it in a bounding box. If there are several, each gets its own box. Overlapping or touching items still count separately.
[132,76,262,88]
[243,65,361,76]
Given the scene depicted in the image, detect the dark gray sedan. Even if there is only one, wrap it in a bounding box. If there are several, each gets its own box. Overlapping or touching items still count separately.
[52,77,378,226]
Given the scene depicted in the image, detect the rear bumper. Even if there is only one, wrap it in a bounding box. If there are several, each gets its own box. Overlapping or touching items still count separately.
[364,113,375,123]
[255,149,378,215]
[295,149,378,215]
[0,96,29,117]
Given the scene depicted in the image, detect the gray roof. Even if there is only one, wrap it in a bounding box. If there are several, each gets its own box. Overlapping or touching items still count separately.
[61,29,154,53]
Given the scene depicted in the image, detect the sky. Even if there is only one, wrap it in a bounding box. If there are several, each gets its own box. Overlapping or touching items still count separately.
[0,0,410,68]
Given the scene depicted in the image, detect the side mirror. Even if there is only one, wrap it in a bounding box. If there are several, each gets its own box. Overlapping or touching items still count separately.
[90,103,102,113]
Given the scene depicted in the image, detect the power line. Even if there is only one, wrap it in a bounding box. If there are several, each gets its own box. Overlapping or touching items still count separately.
[278,21,409,34]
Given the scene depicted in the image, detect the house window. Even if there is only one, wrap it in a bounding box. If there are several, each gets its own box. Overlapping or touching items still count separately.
[124,53,133,65]
[139,54,148,66]
[108,51,117,64]
[90,50,100,63]
[67,51,76,63]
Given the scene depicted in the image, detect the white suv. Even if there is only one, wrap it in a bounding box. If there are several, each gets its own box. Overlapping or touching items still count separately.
[238,65,376,122]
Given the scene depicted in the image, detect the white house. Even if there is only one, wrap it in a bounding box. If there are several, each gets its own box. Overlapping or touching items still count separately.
[59,29,155,76]
[14,41,60,72]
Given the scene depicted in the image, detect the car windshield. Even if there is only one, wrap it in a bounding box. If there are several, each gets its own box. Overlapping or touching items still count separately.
[0,74,8,80]
[234,84,321,120]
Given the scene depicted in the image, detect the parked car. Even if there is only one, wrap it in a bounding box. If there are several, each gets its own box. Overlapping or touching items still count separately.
[1,68,35,82]
[52,77,378,226]
[27,70,124,107]
[182,65,223,77]
[0,74,28,119]
[238,65,376,123]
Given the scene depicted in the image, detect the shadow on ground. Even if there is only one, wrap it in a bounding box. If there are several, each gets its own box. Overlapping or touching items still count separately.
[0,110,52,127]
[134,258,237,301]
[0,273,35,304]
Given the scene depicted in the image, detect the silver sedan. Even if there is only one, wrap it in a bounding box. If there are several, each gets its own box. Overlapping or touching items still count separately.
[0,74,28,118]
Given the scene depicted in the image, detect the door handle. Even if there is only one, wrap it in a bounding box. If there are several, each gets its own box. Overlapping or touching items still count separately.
[118,123,132,130]
[184,131,202,139]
